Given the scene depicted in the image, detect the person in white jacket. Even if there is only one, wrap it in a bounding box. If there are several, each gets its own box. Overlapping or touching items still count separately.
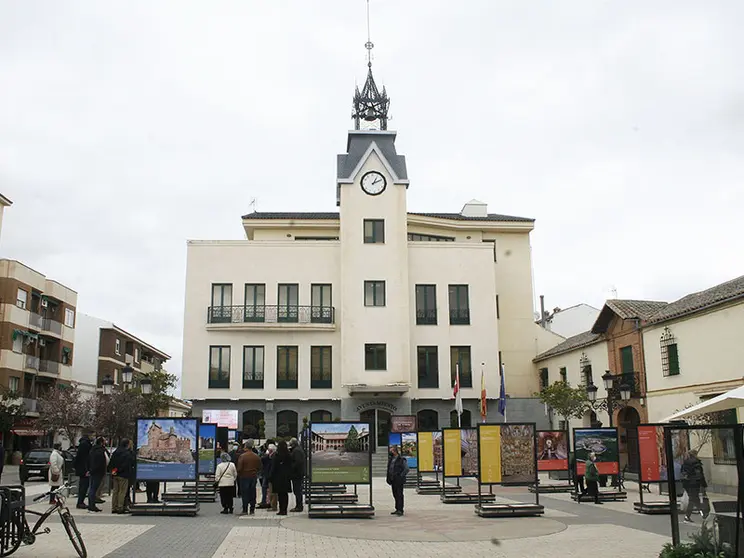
[215,453,237,514]
[48,443,65,504]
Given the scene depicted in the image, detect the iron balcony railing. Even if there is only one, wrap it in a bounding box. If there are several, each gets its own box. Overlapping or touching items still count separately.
[39,359,60,375]
[41,318,63,335]
[416,309,437,325]
[619,372,641,396]
[449,308,471,325]
[207,305,335,325]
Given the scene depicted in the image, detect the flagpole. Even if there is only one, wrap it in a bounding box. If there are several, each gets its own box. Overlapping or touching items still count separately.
[501,362,507,423]
[456,363,461,428]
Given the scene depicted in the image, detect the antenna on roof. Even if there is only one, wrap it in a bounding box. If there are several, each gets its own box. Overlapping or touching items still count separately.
[365,0,374,67]
[249,198,257,213]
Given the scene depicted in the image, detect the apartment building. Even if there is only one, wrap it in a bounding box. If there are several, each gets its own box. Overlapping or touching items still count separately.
[181,58,558,449]
[72,313,171,392]
[0,259,77,451]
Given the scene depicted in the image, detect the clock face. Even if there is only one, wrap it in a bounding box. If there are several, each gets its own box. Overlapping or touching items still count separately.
[361,171,387,196]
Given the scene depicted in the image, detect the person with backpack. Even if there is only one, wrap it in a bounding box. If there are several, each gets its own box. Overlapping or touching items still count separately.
[682,449,709,522]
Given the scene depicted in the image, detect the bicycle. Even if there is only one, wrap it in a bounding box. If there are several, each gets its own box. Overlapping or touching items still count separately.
[0,483,87,558]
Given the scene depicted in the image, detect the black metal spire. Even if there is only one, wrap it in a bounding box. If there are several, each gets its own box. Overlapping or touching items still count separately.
[352,0,390,130]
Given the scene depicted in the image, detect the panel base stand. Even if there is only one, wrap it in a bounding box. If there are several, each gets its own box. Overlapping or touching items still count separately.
[129,502,199,516]
[634,500,676,514]
[572,491,627,502]
[163,491,215,503]
[308,493,359,504]
[417,484,462,495]
[307,504,375,518]
[529,484,573,493]
[441,493,496,504]
[475,503,545,518]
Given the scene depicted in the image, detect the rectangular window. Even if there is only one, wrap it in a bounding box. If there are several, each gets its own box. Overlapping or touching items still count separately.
[559,367,567,383]
[61,348,72,365]
[278,284,299,322]
[365,344,387,370]
[407,233,455,242]
[364,281,386,307]
[620,346,634,374]
[495,295,500,319]
[210,283,233,323]
[277,346,298,388]
[450,346,472,388]
[244,283,266,322]
[581,364,593,386]
[482,239,497,261]
[311,346,332,389]
[417,346,439,388]
[539,368,549,390]
[16,288,28,310]
[311,284,333,323]
[448,285,470,325]
[209,346,230,388]
[558,420,567,432]
[243,346,264,389]
[666,343,680,376]
[415,285,437,325]
[134,348,139,363]
[64,308,75,328]
[115,339,121,356]
[712,408,738,465]
[12,333,22,354]
[8,377,19,393]
[363,219,385,243]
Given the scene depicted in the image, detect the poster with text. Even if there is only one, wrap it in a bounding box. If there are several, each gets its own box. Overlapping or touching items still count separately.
[443,429,462,477]
[537,431,569,471]
[389,432,418,468]
[574,428,619,476]
[501,424,536,484]
[198,423,217,475]
[638,425,690,483]
[418,431,442,472]
[136,418,198,481]
[390,415,417,433]
[478,425,502,484]
[310,423,371,484]
[201,410,238,430]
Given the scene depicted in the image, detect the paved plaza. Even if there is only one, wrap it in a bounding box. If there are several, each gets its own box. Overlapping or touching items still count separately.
[4,470,697,558]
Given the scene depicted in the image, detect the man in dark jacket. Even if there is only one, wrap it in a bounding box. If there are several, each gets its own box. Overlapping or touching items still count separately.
[682,449,708,522]
[288,438,306,512]
[75,434,92,509]
[237,440,262,515]
[258,441,274,509]
[87,437,107,512]
[387,446,409,516]
[109,439,134,514]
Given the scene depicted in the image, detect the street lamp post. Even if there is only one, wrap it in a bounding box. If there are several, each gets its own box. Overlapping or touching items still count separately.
[585,370,632,428]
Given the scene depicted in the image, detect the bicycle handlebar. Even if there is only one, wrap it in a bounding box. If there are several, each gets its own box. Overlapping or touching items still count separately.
[32,483,73,503]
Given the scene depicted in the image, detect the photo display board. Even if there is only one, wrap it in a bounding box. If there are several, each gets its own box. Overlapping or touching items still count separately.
[388,432,418,468]
[537,430,569,471]
[417,431,443,472]
[573,427,620,476]
[216,427,229,456]
[390,415,417,433]
[201,410,238,430]
[310,422,371,484]
[443,428,478,478]
[478,424,537,485]
[637,425,690,483]
[136,417,198,481]
[198,423,217,475]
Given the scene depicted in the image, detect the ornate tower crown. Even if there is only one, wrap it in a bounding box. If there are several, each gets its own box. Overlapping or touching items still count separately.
[352,0,390,131]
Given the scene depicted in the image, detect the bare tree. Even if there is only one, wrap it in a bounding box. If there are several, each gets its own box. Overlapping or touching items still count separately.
[37,383,94,444]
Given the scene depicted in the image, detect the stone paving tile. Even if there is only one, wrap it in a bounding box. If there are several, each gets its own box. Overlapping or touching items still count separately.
[12,523,151,558]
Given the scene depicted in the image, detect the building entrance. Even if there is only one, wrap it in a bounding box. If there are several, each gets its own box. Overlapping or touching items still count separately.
[359,409,392,452]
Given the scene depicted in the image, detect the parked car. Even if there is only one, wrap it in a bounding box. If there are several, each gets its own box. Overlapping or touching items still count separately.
[19,449,74,483]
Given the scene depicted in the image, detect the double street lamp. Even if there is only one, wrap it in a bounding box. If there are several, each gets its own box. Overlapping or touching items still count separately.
[585,370,632,428]
[101,364,152,396]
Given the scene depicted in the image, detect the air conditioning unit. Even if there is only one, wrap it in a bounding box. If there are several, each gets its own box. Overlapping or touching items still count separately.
[41,299,48,308]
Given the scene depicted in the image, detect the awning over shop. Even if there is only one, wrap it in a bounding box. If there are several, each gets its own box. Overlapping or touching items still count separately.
[11,428,45,437]
[11,330,37,341]
[62,347,71,355]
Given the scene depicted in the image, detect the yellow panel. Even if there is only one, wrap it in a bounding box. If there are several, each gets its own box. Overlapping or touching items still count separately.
[443,429,462,477]
[418,432,434,472]
[479,425,502,484]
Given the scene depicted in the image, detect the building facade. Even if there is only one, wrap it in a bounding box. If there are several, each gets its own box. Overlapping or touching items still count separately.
[0,259,77,452]
[181,59,557,448]
[538,303,600,338]
[72,312,171,392]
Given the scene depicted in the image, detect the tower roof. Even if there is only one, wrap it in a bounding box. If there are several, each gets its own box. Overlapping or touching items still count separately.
[352,0,390,131]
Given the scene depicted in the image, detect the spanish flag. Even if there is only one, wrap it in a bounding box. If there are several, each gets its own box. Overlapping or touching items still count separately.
[480,367,487,422]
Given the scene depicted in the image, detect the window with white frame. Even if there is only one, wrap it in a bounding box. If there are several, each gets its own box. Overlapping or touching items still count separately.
[12,332,22,353]
[16,289,27,310]
[8,377,19,392]
[64,308,75,328]
[115,338,121,355]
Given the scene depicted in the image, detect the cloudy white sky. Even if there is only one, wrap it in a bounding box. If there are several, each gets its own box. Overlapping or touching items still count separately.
[1,1,742,391]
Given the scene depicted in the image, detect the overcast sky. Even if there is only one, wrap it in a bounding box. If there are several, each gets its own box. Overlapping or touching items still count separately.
[1,1,742,392]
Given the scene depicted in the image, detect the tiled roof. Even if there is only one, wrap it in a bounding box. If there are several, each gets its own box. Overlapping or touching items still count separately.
[242,211,533,222]
[647,275,744,324]
[533,330,602,362]
[605,300,669,320]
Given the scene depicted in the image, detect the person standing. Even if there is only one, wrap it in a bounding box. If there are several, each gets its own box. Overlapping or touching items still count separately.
[232,442,245,498]
[48,443,65,504]
[145,481,160,504]
[237,439,262,515]
[74,433,92,510]
[288,438,305,512]
[387,446,409,516]
[109,439,134,514]
[682,449,708,522]
[215,453,237,514]
[270,441,293,515]
[258,442,275,509]
[584,452,602,505]
[87,437,107,513]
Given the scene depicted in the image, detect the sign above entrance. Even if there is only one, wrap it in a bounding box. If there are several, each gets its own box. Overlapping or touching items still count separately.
[390,415,416,433]
[355,400,398,414]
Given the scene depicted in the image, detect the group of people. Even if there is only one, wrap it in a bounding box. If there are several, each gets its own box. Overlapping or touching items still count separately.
[214,437,305,516]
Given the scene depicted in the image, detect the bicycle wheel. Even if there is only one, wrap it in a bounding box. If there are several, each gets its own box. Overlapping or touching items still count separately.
[60,512,87,558]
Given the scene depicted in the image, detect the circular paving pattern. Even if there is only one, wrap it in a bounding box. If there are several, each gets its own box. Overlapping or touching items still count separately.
[280,510,567,542]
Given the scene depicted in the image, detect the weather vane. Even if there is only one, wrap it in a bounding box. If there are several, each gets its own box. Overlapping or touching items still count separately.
[365,0,374,67]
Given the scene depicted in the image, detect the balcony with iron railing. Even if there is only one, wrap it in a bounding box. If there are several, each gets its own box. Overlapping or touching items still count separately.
[39,359,60,375]
[449,308,471,325]
[24,355,39,371]
[28,312,63,336]
[206,305,336,330]
[416,309,437,325]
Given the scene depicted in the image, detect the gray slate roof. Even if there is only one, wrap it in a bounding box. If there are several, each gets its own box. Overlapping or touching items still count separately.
[242,211,532,222]
[648,274,744,324]
[605,300,669,320]
[534,330,602,362]
[337,132,408,181]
